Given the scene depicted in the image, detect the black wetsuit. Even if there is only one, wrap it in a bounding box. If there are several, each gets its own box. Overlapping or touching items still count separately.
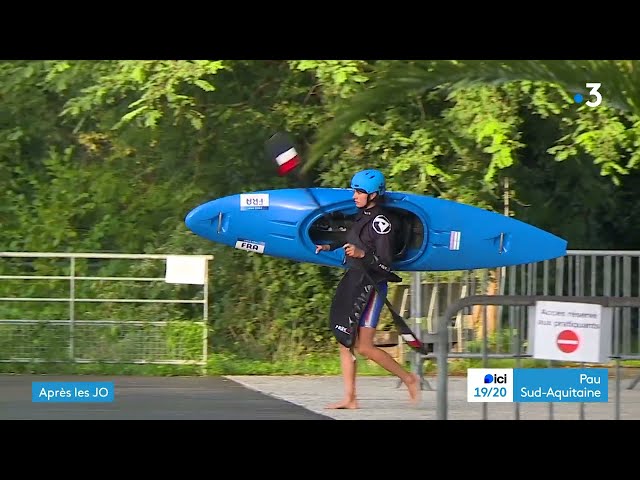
[343,204,398,283]
[329,204,401,348]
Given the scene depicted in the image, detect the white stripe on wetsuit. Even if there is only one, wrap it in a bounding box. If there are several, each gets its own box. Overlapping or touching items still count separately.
[361,283,387,328]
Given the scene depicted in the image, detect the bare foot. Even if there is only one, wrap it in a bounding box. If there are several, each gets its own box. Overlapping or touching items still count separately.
[405,373,421,405]
[325,399,359,409]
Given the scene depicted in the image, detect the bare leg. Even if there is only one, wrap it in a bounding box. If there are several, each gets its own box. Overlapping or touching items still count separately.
[326,344,359,409]
[357,327,420,404]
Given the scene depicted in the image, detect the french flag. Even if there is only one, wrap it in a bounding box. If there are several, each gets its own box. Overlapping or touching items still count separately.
[266,132,301,176]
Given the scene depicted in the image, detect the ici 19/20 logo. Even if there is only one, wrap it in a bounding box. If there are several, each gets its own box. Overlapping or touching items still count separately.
[484,373,508,384]
[574,83,602,107]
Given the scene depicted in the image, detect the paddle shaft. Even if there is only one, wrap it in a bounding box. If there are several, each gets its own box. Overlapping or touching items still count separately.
[304,187,429,355]
[264,131,428,354]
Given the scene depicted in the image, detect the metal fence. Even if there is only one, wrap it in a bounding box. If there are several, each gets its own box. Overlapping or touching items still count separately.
[397,250,640,419]
[431,295,640,420]
[0,252,213,367]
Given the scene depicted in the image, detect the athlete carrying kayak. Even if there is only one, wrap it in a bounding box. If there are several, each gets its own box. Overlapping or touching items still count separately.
[314,169,420,409]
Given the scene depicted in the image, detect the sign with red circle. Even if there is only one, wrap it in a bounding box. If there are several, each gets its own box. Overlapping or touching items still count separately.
[557,329,579,353]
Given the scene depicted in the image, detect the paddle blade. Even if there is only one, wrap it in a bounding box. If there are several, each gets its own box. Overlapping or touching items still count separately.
[265,132,301,176]
[389,308,431,355]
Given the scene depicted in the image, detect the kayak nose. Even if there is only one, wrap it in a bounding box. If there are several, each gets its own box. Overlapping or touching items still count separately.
[185,199,223,239]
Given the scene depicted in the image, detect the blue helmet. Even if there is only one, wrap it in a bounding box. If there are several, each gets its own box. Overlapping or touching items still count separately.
[350,169,386,196]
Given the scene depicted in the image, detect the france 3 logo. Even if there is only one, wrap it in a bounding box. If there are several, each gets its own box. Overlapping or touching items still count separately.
[467,368,514,403]
[574,83,603,107]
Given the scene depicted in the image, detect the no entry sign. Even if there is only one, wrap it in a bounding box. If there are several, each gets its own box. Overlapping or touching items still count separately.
[528,301,611,363]
[556,329,579,353]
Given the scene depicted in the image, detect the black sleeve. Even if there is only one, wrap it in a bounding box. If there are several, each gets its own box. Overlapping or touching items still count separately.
[362,214,395,275]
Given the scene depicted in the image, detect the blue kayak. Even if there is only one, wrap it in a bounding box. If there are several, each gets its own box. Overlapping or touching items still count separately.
[185,188,567,271]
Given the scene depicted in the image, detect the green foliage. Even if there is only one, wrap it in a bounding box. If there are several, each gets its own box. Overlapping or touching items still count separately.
[3,59,640,370]
[206,252,339,360]
[205,351,407,375]
[307,60,640,183]
[164,321,204,360]
[289,60,371,100]
[466,328,525,354]
[0,362,204,376]
[58,60,227,130]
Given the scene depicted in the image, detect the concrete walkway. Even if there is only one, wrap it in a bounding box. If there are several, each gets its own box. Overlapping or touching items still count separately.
[227,374,640,420]
[5,373,639,420]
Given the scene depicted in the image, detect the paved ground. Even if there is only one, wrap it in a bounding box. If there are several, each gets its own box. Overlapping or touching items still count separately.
[4,374,640,420]
[0,375,331,420]
[228,374,640,420]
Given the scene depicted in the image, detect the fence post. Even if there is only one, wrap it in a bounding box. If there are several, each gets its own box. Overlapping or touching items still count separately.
[69,257,76,362]
[434,294,640,420]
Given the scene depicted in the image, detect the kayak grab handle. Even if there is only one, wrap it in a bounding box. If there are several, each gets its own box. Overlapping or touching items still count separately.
[217,212,223,234]
[497,232,511,254]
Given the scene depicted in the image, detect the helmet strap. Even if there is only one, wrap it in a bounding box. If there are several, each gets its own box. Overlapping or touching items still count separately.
[365,192,378,209]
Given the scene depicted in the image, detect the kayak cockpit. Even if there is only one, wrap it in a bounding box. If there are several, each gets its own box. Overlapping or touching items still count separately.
[308,208,424,262]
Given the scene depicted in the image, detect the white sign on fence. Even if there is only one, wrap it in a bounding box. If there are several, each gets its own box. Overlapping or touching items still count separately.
[527,301,611,364]
[165,255,207,285]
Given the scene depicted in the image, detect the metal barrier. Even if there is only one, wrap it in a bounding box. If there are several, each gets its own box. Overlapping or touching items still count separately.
[389,250,640,417]
[404,249,640,318]
[0,252,213,367]
[398,250,640,375]
[426,295,640,420]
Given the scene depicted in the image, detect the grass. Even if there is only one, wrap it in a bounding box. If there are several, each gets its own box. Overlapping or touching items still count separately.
[0,362,205,376]
[1,353,639,377]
